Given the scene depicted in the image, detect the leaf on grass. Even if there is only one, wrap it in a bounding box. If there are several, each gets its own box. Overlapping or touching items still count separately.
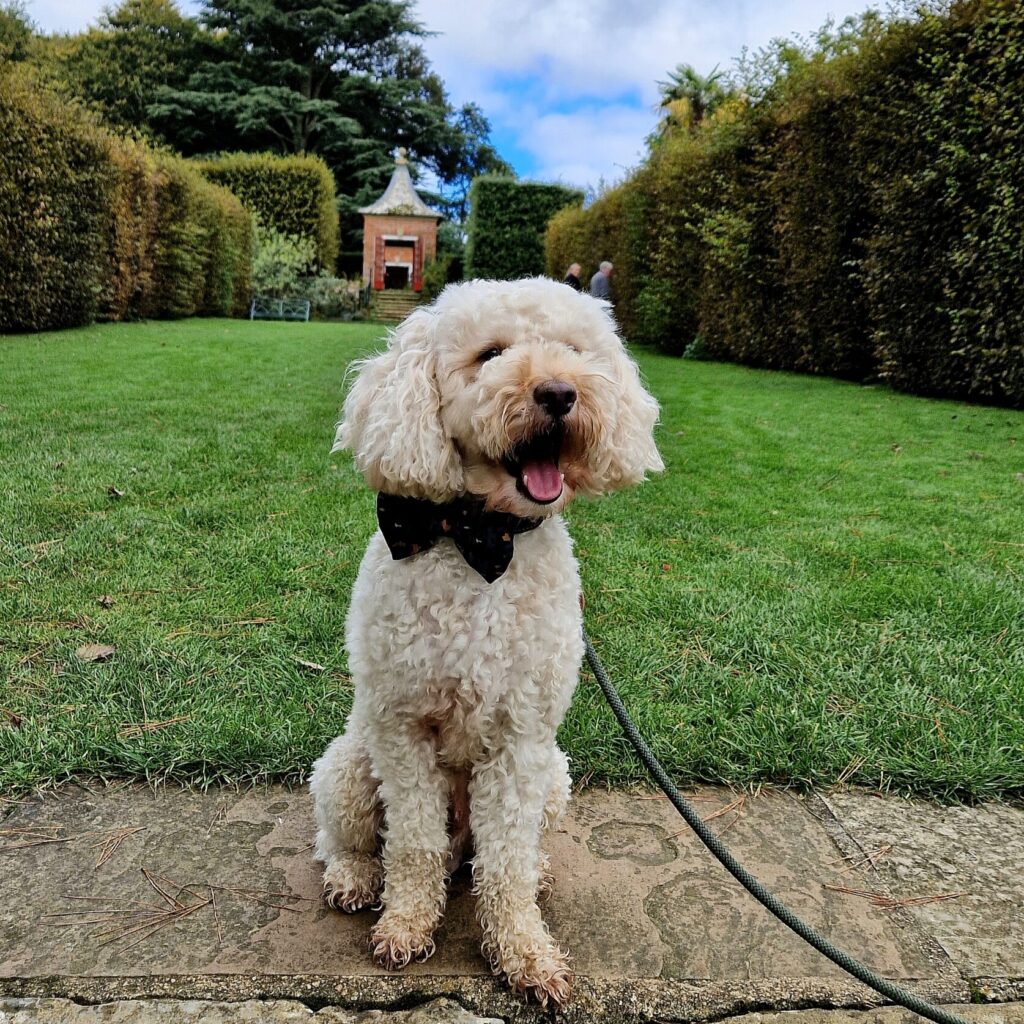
[2,708,23,729]
[76,643,116,663]
[107,486,125,499]
[96,594,116,609]
[293,657,325,673]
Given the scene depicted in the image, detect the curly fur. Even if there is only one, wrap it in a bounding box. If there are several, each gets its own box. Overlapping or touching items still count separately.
[310,277,662,1008]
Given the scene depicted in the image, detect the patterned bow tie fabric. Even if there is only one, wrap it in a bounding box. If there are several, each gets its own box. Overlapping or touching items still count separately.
[376,493,542,583]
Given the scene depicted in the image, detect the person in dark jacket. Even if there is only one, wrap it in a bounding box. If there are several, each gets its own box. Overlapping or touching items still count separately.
[563,263,582,291]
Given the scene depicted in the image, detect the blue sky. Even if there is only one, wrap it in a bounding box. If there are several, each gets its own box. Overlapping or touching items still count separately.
[26,0,877,191]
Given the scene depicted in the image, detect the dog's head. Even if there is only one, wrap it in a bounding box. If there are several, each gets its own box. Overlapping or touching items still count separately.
[335,277,663,517]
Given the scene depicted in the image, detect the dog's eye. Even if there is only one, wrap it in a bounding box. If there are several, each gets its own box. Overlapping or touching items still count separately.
[477,346,503,364]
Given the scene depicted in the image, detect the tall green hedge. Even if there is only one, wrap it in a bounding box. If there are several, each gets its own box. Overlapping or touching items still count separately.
[0,65,252,334]
[466,176,582,280]
[545,0,1024,407]
[0,67,116,332]
[100,138,158,323]
[200,153,338,274]
[857,0,1024,404]
[145,153,252,320]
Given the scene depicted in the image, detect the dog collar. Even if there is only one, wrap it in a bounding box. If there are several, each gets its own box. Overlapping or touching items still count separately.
[376,493,542,584]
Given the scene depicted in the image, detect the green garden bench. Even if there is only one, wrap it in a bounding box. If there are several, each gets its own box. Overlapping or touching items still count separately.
[249,297,311,322]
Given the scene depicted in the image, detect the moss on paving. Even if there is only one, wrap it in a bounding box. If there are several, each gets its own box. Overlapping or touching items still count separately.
[1,320,1021,799]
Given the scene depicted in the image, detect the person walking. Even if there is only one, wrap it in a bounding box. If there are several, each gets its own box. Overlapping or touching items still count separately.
[590,260,613,301]
[563,263,583,291]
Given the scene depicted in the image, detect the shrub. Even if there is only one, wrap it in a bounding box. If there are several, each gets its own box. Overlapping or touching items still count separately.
[201,153,339,274]
[0,65,252,332]
[201,184,253,317]
[0,2,33,63]
[856,0,1024,405]
[762,60,874,379]
[0,65,115,332]
[250,221,319,298]
[640,134,718,355]
[681,336,711,360]
[98,137,157,322]
[302,275,360,320]
[421,253,461,303]
[466,176,582,280]
[143,153,251,319]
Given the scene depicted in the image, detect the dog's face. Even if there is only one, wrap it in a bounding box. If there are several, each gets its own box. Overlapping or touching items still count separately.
[336,278,663,517]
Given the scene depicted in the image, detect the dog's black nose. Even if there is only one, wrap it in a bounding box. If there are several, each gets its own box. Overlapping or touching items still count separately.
[534,380,576,418]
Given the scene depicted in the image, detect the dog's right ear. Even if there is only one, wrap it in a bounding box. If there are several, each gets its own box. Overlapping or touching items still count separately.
[333,309,464,501]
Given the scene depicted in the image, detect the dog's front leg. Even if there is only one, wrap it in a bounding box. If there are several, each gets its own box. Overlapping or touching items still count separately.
[368,722,448,969]
[470,743,573,1008]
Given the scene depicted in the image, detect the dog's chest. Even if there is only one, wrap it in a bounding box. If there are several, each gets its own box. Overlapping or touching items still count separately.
[347,517,582,744]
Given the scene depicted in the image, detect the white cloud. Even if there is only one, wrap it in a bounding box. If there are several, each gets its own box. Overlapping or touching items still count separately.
[415,0,876,189]
[25,0,877,191]
[525,105,655,188]
[415,0,872,105]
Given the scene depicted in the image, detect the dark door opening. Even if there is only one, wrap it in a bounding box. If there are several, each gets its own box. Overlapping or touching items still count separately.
[384,265,410,289]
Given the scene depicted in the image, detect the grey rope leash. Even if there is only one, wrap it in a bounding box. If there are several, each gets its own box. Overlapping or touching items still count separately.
[582,632,971,1024]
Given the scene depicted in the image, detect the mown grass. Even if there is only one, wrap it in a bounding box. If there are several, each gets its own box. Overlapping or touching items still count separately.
[1,319,1022,800]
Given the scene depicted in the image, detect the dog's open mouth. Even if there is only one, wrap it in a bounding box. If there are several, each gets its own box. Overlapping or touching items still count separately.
[502,425,565,504]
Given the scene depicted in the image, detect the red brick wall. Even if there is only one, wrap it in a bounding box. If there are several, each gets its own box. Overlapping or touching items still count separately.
[362,215,438,290]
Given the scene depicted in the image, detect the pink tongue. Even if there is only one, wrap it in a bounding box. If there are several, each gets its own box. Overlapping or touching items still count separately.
[521,459,562,503]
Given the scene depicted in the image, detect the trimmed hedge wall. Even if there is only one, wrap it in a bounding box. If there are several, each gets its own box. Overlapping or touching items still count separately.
[145,153,253,320]
[466,176,582,280]
[0,67,116,332]
[201,153,338,274]
[0,66,252,333]
[858,0,1024,404]
[101,139,158,323]
[545,0,1024,407]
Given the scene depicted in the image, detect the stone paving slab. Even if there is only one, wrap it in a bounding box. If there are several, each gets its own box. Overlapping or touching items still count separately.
[0,997,498,1023]
[5,1005,1024,1024]
[0,782,1008,1021]
[728,1006,1024,1024]
[822,792,1024,1001]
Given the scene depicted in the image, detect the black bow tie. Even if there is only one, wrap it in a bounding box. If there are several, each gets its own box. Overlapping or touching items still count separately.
[376,493,542,583]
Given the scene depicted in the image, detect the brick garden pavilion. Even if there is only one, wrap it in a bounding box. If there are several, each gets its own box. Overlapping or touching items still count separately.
[360,148,440,293]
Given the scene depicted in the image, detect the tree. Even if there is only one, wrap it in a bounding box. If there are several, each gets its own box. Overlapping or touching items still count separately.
[54,0,201,132]
[655,63,728,136]
[430,102,515,223]
[0,1,33,63]
[150,0,507,247]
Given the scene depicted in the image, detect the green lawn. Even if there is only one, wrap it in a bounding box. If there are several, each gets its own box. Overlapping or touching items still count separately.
[1,319,1022,800]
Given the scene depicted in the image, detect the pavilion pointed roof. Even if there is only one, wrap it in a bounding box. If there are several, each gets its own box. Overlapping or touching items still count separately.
[359,148,440,218]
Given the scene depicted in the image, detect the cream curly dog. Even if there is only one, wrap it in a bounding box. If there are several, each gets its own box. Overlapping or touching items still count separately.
[310,277,662,1007]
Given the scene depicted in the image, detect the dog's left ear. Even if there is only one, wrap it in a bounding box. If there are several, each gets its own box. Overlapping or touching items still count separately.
[332,309,464,500]
[595,345,665,490]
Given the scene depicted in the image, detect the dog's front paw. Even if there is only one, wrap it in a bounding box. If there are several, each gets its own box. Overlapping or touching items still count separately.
[493,939,573,1009]
[322,853,383,913]
[370,912,437,970]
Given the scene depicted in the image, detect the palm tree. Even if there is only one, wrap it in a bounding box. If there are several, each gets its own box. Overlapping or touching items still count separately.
[656,63,728,135]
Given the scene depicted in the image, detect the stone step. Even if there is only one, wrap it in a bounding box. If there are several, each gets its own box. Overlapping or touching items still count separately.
[1,782,1009,1022]
[1,1000,1019,1024]
[0,997,497,1023]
